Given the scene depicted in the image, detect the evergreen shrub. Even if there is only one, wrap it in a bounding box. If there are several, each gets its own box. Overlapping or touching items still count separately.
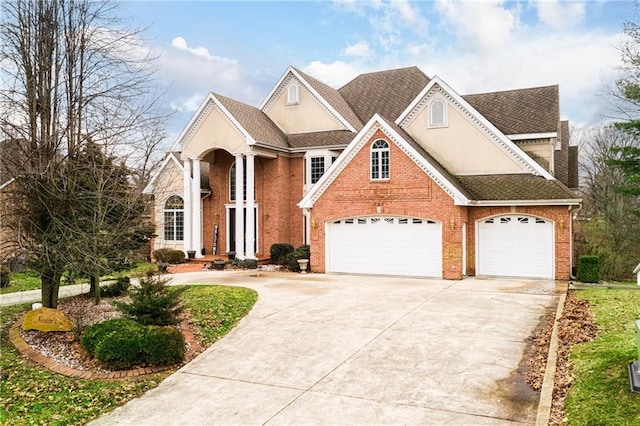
[576,255,600,283]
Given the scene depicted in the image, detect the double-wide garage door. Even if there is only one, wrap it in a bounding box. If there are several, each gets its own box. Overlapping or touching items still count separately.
[477,215,554,279]
[326,216,442,278]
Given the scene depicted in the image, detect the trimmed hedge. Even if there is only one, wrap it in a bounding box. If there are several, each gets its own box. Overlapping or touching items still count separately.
[143,326,186,365]
[270,243,294,265]
[153,248,186,264]
[81,318,145,356]
[231,258,258,269]
[576,255,600,283]
[285,244,310,272]
[81,318,186,370]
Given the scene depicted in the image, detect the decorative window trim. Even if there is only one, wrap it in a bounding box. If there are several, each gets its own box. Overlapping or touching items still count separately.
[370,139,390,181]
[286,83,299,105]
[303,149,340,191]
[163,195,184,241]
[429,99,447,127]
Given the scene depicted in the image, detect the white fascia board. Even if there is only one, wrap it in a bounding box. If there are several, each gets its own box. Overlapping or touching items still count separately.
[259,66,295,111]
[172,93,256,156]
[470,199,582,206]
[298,114,469,209]
[0,178,15,191]
[396,76,555,181]
[142,153,183,195]
[259,66,356,133]
[507,132,557,141]
[170,93,216,152]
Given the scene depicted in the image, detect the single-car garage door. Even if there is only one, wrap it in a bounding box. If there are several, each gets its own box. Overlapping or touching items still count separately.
[326,216,442,277]
[477,215,554,279]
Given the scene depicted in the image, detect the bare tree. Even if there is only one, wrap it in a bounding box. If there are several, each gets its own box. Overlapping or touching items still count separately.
[0,0,167,307]
[575,126,640,279]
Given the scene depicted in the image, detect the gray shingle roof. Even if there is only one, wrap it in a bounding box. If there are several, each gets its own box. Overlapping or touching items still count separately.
[293,68,363,131]
[457,174,576,201]
[215,94,288,149]
[339,67,431,123]
[287,130,356,149]
[463,85,559,135]
[554,120,570,186]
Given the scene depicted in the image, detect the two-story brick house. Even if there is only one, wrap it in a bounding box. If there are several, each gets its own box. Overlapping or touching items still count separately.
[144,66,580,279]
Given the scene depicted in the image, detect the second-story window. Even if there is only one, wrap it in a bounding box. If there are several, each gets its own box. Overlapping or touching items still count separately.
[371,139,390,180]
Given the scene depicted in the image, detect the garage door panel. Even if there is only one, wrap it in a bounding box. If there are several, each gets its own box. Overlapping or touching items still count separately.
[477,216,553,279]
[327,217,442,277]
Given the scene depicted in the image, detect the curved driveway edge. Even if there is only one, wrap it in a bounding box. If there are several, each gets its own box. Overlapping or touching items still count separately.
[90,272,561,425]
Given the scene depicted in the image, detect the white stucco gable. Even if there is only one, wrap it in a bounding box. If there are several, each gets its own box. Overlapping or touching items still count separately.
[143,152,183,195]
[298,114,470,209]
[259,66,357,134]
[170,93,255,158]
[396,76,555,179]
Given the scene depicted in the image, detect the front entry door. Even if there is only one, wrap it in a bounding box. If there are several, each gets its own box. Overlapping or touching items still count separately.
[227,206,258,254]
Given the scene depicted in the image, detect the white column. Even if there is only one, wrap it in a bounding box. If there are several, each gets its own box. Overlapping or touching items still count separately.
[245,153,256,259]
[234,154,245,259]
[191,158,203,258]
[182,159,192,257]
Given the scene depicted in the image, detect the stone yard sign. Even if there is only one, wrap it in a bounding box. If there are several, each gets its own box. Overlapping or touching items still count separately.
[23,307,75,332]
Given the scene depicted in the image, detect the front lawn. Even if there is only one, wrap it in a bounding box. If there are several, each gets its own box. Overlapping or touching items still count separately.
[0,284,257,425]
[565,289,640,425]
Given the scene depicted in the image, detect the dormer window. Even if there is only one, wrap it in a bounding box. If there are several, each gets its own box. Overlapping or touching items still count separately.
[287,83,299,105]
[371,139,390,180]
[430,99,446,127]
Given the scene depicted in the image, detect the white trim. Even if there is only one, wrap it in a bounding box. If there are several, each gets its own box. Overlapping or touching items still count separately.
[395,76,555,180]
[507,132,557,141]
[171,93,256,154]
[143,154,183,194]
[429,98,447,127]
[370,139,390,181]
[299,114,470,209]
[0,177,16,191]
[286,83,299,105]
[259,66,357,132]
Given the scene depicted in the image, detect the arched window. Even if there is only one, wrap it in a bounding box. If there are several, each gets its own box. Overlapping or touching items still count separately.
[287,83,299,105]
[164,195,184,241]
[430,99,446,127]
[371,139,390,180]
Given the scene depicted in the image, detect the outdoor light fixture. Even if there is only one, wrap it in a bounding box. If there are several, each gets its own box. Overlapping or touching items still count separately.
[450,216,456,230]
[629,320,640,393]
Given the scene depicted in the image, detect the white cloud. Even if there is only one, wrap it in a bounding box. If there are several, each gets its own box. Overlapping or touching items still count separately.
[342,41,374,57]
[535,0,586,30]
[171,36,213,59]
[435,0,520,52]
[170,93,207,113]
[302,61,364,88]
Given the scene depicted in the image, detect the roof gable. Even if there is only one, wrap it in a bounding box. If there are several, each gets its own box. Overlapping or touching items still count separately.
[396,77,555,179]
[299,114,470,209]
[171,93,255,155]
[260,66,360,133]
[143,152,183,194]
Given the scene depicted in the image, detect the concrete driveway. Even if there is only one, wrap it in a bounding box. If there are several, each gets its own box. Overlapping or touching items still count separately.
[90,272,561,425]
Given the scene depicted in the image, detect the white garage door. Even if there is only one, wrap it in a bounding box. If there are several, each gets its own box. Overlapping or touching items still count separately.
[477,215,554,279]
[326,216,442,277]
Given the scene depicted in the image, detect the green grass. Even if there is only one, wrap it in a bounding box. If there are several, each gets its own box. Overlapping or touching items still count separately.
[565,289,640,425]
[0,263,157,294]
[179,285,258,346]
[0,284,257,425]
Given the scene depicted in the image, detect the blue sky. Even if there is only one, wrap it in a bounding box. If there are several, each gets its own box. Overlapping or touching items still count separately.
[123,0,634,142]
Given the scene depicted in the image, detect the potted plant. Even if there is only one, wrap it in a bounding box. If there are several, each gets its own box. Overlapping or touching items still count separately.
[212,259,226,271]
[297,258,309,273]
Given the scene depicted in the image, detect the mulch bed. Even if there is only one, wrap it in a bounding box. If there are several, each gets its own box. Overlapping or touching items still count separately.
[523,289,598,424]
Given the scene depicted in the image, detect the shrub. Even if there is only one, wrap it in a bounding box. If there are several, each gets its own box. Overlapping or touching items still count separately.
[231,258,258,269]
[116,275,184,326]
[285,244,310,272]
[270,243,294,265]
[100,276,131,298]
[0,266,10,288]
[142,326,186,365]
[153,248,186,264]
[94,329,145,370]
[81,318,145,356]
[577,255,600,283]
